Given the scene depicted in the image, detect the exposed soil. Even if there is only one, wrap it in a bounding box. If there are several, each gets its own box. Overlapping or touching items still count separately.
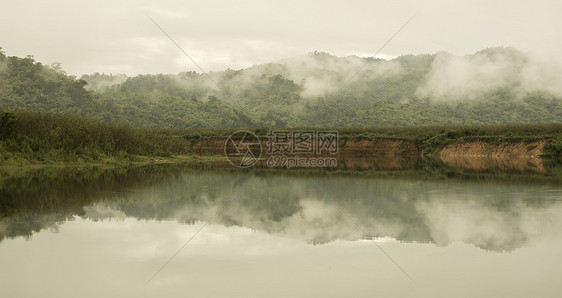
[188,137,550,173]
[436,140,546,158]
[188,138,419,156]
[436,155,546,173]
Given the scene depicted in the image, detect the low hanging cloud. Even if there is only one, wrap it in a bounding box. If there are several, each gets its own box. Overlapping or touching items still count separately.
[293,54,404,98]
[246,52,404,98]
[416,47,562,101]
[197,52,405,100]
[519,57,562,97]
[81,46,562,105]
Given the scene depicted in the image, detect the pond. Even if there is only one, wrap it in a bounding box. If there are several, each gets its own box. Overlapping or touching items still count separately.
[1,161,562,297]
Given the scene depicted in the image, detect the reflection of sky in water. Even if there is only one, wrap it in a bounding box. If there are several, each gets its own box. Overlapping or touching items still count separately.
[1,173,562,297]
[1,217,561,298]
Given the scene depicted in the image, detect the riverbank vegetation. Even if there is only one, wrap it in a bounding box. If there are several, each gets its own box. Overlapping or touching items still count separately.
[1,109,561,166]
[0,109,215,166]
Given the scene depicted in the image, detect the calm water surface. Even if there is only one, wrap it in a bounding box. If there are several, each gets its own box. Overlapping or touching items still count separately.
[1,165,562,297]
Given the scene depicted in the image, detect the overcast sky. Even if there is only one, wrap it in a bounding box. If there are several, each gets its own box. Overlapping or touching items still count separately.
[1,0,560,76]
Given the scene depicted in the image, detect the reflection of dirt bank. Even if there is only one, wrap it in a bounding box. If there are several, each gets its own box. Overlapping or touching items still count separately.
[189,138,419,156]
[336,139,419,170]
[435,140,547,173]
[338,154,419,170]
[191,138,420,170]
[236,154,419,171]
[340,139,418,155]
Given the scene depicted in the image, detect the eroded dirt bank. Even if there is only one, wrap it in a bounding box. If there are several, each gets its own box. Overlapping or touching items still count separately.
[188,137,551,173]
[188,138,419,156]
[435,140,546,158]
[189,138,548,157]
[190,138,421,170]
[432,140,548,173]
[435,155,546,173]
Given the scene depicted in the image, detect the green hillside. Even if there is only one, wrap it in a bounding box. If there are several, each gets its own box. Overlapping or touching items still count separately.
[1,47,561,128]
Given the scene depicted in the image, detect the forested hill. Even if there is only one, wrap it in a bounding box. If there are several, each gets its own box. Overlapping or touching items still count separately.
[1,47,561,128]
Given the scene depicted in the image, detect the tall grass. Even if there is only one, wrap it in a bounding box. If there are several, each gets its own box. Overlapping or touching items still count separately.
[0,110,188,162]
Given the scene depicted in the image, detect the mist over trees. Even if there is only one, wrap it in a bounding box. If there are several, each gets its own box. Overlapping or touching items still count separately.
[1,46,561,128]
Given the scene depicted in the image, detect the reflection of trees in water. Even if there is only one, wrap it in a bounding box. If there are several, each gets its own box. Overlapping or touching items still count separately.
[1,164,561,252]
[0,164,193,241]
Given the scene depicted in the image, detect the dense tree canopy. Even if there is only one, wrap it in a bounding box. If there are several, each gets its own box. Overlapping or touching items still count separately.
[1,47,561,128]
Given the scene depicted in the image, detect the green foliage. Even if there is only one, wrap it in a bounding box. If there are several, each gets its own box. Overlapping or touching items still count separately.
[0,109,191,163]
[0,48,561,129]
[544,133,562,158]
[423,131,456,153]
[0,111,17,139]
